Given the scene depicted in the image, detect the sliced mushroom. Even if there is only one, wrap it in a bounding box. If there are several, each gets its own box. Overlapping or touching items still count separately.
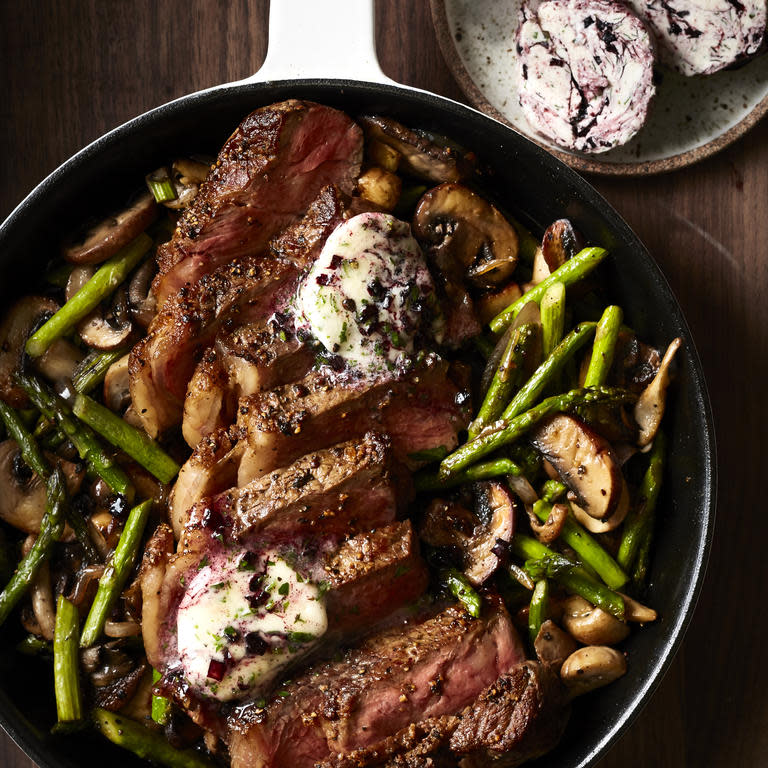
[528,502,569,545]
[530,414,624,521]
[0,441,85,533]
[359,115,470,183]
[65,265,95,300]
[477,281,523,325]
[104,353,131,413]
[366,138,401,172]
[570,478,630,533]
[413,183,519,287]
[531,219,583,285]
[534,619,578,673]
[358,166,402,211]
[635,337,682,447]
[0,296,59,407]
[128,259,158,329]
[78,286,134,350]
[561,595,630,646]
[619,593,658,623]
[160,157,211,210]
[62,192,158,264]
[560,646,627,697]
[419,484,516,586]
[34,338,85,397]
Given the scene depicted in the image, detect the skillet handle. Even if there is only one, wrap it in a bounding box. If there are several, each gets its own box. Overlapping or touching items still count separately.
[248,0,396,84]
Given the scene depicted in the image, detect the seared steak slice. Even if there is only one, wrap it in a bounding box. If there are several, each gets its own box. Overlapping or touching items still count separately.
[516,0,656,153]
[180,185,350,446]
[154,101,362,306]
[130,255,300,438]
[236,356,470,485]
[625,0,765,75]
[180,433,402,540]
[226,599,527,768]
[141,518,427,709]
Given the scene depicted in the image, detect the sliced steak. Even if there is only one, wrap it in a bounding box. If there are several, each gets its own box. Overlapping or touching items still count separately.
[130,255,300,438]
[226,599,528,768]
[180,185,350,446]
[154,101,362,306]
[235,356,470,485]
[142,518,427,710]
[181,433,403,540]
[516,0,656,153]
[625,0,765,75]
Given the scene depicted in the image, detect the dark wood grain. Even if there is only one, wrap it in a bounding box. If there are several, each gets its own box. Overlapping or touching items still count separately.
[1,2,766,767]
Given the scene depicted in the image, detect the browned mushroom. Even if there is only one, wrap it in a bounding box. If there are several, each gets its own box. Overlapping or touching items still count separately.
[476,281,523,325]
[530,414,624,521]
[366,139,401,172]
[0,441,86,533]
[34,338,85,396]
[560,646,627,697]
[164,157,211,210]
[570,478,630,534]
[128,259,158,329]
[413,183,519,288]
[534,619,578,673]
[635,337,681,447]
[359,115,471,182]
[531,219,582,285]
[78,286,134,350]
[357,166,402,210]
[528,502,569,544]
[103,353,131,413]
[0,296,59,407]
[561,595,630,646]
[22,535,55,641]
[62,192,158,264]
[419,483,516,586]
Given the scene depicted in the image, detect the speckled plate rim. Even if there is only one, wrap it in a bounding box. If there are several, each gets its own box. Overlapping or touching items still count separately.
[430,0,768,175]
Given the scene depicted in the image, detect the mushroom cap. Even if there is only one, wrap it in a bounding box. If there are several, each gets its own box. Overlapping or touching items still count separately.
[413,183,519,288]
[62,192,158,265]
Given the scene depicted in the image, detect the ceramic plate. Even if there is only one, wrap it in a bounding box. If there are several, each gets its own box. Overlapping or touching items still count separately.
[431,0,768,175]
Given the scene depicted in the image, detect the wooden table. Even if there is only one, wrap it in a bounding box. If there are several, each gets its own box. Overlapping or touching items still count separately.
[1,2,766,766]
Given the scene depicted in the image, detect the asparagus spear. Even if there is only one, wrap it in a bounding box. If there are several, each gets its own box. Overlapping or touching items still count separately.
[80,500,151,647]
[511,534,625,620]
[54,595,83,726]
[540,282,566,358]
[531,500,628,589]
[528,579,549,645]
[501,322,597,421]
[151,668,172,726]
[0,467,67,628]
[73,394,180,484]
[618,431,666,571]
[442,568,482,618]
[490,247,608,333]
[583,305,623,387]
[541,479,567,502]
[469,323,537,438]
[0,400,50,478]
[26,233,152,358]
[414,457,524,492]
[72,349,127,395]
[17,373,134,500]
[93,709,214,768]
[440,386,636,478]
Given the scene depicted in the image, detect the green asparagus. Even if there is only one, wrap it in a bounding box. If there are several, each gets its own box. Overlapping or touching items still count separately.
[540,282,566,358]
[73,394,180,484]
[469,323,537,438]
[414,457,523,492]
[54,595,83,725]
[540,479,567,502]
[528,579,549,645]
[151,668,172,726]
[80,500,151,647]
[531,500,627,589]
[17,373,134,499]
[0,467,67,628]
[583,305,623,387]
[73,349,127,395]
[0,400,50,478]
[440,386,636,478]
[26,233,152,357]
[490,247,608,333]
[442,568,482,618]
[93,709,214,768]
[618,431,666,571]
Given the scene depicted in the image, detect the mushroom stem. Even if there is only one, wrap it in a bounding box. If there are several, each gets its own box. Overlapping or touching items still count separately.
[30,559,56,641]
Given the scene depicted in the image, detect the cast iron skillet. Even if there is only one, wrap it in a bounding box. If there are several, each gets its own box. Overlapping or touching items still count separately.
[0,2,715,767]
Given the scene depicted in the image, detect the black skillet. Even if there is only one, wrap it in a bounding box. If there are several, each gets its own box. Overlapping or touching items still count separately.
[0,2,715,767]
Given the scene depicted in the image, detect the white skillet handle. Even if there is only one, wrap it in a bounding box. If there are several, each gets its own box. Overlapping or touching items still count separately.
[248,0,396,84]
